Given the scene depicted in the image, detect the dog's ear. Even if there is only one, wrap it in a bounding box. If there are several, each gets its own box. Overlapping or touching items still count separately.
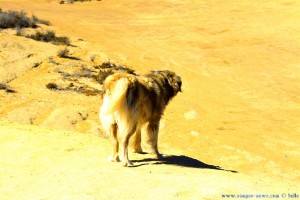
[166,72,182,93]
[178,78,182,92]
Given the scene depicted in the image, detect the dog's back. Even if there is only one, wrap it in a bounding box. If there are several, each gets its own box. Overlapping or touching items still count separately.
[100,72,170,128]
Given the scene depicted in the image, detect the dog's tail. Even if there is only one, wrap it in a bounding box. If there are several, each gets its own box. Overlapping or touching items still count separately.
[103,77,135,114]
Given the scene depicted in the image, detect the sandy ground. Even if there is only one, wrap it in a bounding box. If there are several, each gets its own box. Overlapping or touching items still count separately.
[1,0,300,199]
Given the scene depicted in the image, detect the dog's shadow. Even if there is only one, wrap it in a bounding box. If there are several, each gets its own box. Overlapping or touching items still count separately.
[131,155,238,173]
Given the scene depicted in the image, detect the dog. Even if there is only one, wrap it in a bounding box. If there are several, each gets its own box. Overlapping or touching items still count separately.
[99,70,182,167]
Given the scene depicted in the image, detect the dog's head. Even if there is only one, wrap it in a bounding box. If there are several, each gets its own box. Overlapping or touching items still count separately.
[152,70,182,96]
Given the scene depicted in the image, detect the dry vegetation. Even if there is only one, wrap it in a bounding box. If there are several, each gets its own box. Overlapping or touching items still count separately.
[95,62,135,84]
[0,82,16,93]
[0,9,70,45]
[24,30,71,45]
[46,58,135,96]
[59,0,101,4]
[0,9,49,29]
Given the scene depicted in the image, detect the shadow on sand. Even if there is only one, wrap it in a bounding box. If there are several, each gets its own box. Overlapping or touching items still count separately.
[131,155,238,173]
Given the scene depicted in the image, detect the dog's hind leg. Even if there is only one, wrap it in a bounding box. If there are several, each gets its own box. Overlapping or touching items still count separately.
[146,122,163,160]
[109,123,120,162]
[120,126,136,167]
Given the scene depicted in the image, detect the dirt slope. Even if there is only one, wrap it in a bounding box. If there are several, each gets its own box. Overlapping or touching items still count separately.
[0,0,299,199]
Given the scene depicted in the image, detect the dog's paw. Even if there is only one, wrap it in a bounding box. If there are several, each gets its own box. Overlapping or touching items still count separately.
[109,155,120,162]
[133,148,145,154]
[155,153,164,160]
[122,160,134,167]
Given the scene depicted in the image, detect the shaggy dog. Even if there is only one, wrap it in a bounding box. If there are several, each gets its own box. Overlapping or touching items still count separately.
[99,70,182,167]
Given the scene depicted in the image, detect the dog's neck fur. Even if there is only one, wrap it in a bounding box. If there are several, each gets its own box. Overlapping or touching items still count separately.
[145,72,178,105]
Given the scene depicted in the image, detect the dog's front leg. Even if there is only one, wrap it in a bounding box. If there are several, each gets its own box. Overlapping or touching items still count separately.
[131,128,143,153]
[146,122,163,160]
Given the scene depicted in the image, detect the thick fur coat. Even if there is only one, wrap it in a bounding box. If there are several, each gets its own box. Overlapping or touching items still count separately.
[100,70,182,166]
